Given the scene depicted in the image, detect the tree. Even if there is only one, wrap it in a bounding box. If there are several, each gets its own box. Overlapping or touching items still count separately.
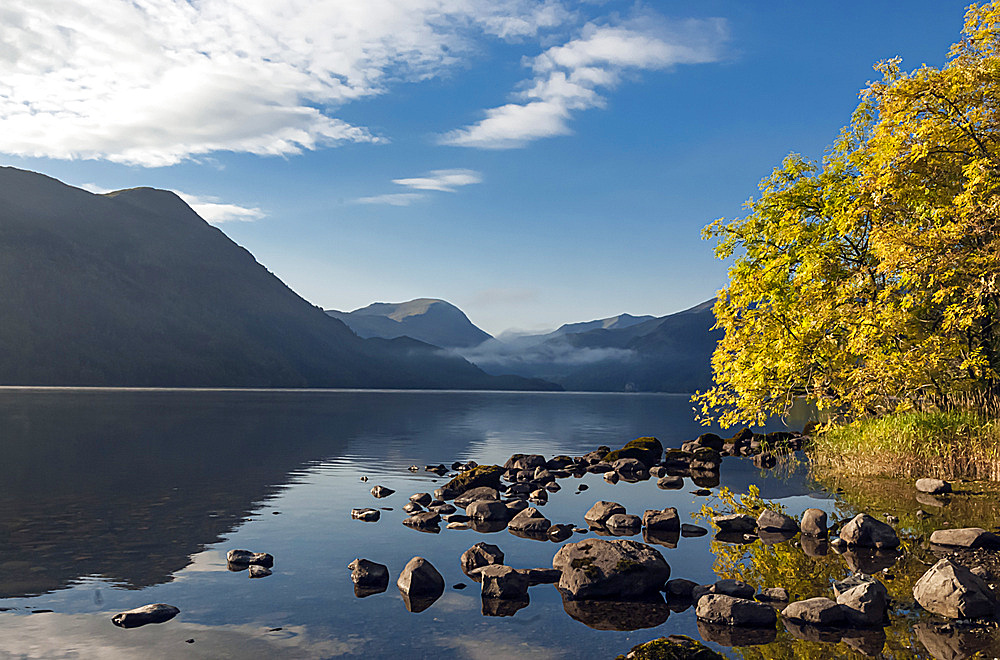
[698,2,1000,427]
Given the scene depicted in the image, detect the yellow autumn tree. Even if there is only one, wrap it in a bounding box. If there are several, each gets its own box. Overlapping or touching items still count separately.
[698,1,1000,427]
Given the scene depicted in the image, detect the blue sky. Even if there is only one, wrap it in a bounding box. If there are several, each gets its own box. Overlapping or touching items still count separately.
[0,0,975,335]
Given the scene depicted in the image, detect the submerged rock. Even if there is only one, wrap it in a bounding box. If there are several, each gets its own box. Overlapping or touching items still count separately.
[111,604,180,629]
[553,538,670,600]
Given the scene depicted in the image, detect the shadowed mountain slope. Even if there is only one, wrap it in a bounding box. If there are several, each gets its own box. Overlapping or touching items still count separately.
[327,298,492,348]
[0,167,554,390]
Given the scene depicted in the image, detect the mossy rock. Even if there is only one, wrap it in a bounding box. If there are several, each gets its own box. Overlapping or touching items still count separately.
[603,437,663,467]
[615,635,724,660]
[443,465,503,495]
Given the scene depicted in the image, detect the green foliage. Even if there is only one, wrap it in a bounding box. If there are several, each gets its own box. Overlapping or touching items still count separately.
[615,635,724,660]
[697,2,1000,426]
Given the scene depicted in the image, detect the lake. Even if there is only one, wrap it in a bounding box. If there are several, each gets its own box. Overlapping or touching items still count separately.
[0,388,933,659]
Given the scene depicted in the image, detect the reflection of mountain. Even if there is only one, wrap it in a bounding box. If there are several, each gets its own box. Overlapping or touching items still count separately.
[0,167,551,390]
[463,300,720,392]
[327,299,492,348]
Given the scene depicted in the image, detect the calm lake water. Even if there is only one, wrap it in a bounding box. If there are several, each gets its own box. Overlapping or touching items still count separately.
[0,388,843,658]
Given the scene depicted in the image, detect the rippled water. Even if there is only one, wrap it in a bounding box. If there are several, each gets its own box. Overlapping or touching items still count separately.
[0,388,843,658]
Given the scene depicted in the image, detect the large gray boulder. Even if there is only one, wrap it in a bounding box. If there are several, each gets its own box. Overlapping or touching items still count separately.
[838,514,899,549]
[605,513,642,532]
[461,542,504,577]
[781,597,847,626]
[801,509,828,536]
[916,478,951,494]
[553,538,670,600]
[479,565,530,600]
[454,486,500,508]
[837,580,888,626]
[466,500,509,521]
[757,509,799,533]
[930,528,1000,549]
[111,604,180,628]
[642,508,680,532]
[696,594,777,627]
[713,514,757,533]
[508,507,551,534]
[584,501,626,525]
[913,558,998,619]
[397,557,445,602]
[348,558,389,589]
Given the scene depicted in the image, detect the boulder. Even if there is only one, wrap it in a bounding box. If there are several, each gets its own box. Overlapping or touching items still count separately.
[836,580,888,626]
[226,549,274,568]
[351,508,380,522]
[553,538,670,600]
[454,487,500,508]
[664,578,698,600]
[584,501,627,525]
[370,485,394,498]
[800,509,828,536]
[442,465,504,495]
[614,635,724,660]
[409,492,432,505]
[606,514,643,531]
[402,511,441,530]
[713,514,757,533]
[479,564,530,599]
[757,587,789,604]
[548,523,574,542]
[348,558,389,590]
[838,513,899,549]
[602,437,663,467]
[643,508,680,532]
[508,507,551,535]
[505,454,546,471]
[111,603,180,628]
[913,558,998,619]
[930,528,1000,549]
[656,476,684,490]
[465,500,509,521]
[757,509,799,533]
[781,598,847,626]
[397,557,445,600]
[461,542,504,577]
[916,478,952,494]
[695,594,777,627]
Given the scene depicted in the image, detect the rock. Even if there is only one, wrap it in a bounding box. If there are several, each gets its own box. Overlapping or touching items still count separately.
[836,580,888,626]
[402,511,441,530]
[111,603,180,628]
[479,564,530,599]
[505,454,546,471]
[665,578,698,599]
[602,437,663,467]
[370,485,394,498]
[508,507,551,535]
[695,594,777,627]
[553,538,670,600]
[713,579,756,600]
[611,458,646,475]
[781,598,847,626]
[429,502,456,515]
[757,509,799,533]
[454,487,499,507]
[442,465,504,495]
[402,502,423,514]
[397,556,445,603]
[226,549,273,568]
[519,567,561,584]
[833,575,875,598]
[446,522,470,530]
[505,499,529,514]
[547,523,574,542]
[757,587,789,604]
[351,508,380,522]
[800,509,828,536]
[838,513,899,549]
[930,527,1000,548]
[614,635,724,660]
[681,524,708,537]
[584,501,626,525]
[603,471,620,484]
[916,478,952,494]
[409,492,432,505]
[529,488,549,502]
[643,508,680,532]
[606,513,643,531]
[461,542,504,577]
[656,476,684,490]
[713,514,757,533]
[913,558,998,619]
[348,558,389,591]
[465,500,509,521]
[248,565,272,578]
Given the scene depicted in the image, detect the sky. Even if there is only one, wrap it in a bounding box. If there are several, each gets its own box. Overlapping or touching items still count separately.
[0,0,978,336]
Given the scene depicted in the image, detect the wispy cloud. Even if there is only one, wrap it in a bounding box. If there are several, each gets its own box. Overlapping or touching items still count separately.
[393,169,482,192]
[354,168,481,205]
[0,1,572,166]
[441,17,729,149]
[79,182,263,224]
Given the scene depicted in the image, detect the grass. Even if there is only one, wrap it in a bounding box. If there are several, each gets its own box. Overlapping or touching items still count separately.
[810,410,1000,480]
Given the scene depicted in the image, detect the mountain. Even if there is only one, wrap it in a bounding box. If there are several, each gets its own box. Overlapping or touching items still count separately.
[0,167,556,390]
[327,298,491,348]
[462,300,720,392]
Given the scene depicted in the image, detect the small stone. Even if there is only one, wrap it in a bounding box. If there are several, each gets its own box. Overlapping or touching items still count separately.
[371,485,395,498]
[656,475,684,490]
[351,508,380,522]
[249,565,272,578]
[348,558,389,589]
[916,478,952,495]
[111,604,180,629]
[226,549,274,568]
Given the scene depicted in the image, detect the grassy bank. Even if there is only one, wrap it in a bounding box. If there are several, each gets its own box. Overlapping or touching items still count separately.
[809,410,1000,481]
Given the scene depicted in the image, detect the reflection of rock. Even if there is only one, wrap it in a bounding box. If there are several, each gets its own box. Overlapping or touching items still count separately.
[111,603,179,629]
[696,620,777,647]
[643,527,679,548]
[842,548,899,573]
[482,595,529,617]
[715,531,754,545]
[782,620,844,643]
[916,492,950,508]
[354,584,387,598]
[619,635,724,660]
[560,592,670,631]
[469,519,508,534]
[400,592,441,613]
[681,524,708,537]
[758,529,797,545]
[690,470,720,488]
[841,627,886,656]
[800,535,829,557]
[914,622,995,660]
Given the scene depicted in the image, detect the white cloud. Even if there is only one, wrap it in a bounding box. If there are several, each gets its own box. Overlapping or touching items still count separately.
[393,169,482,192]
[354,192,427,206]
[0,0,574,166]
[441,18,729,149]
[79,182,263,224]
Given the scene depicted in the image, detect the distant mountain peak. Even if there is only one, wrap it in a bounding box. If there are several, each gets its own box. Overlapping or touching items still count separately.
[326,298,492,349]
